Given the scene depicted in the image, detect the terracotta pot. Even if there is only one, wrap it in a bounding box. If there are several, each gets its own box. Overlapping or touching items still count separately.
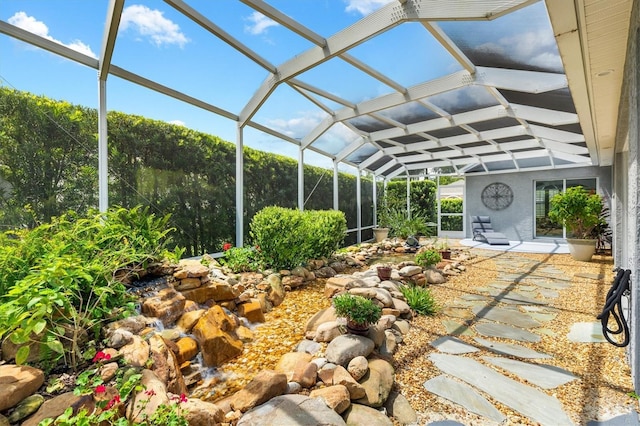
[377,266,392,281]
[346,320,370,336]
[440,250,451,260]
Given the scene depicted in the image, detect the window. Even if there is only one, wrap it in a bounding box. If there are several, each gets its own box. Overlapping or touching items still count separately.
[534,178,597,238]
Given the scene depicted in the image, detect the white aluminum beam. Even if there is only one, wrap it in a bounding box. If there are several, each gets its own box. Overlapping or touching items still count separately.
[359,150,385,170]
[99,0,124,80]
[529,124,585,143]
[423,22,475,74]
[236,125,245,247]
[476,67,568,93]
[511,104,579,126]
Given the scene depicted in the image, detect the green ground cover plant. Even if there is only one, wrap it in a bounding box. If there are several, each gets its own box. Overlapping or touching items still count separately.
[400,285,439,316]
[0,206,183,370]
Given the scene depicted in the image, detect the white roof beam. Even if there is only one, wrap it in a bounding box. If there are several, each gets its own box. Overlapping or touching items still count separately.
[359,150,386,170]
[549,151,592,164]
[99,0,124,80]
[0,20,98,68]
[375,159,400,175]
[542,140,589,155]
[336,138,367,162]
[529,124,585,143]
[165,0,275,73]
[511,104,578,126]
[422,22,475,74]
[386,166,408,180]
[475,67,568,93]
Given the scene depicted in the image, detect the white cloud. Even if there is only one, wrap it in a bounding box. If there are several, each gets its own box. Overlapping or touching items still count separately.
[168,120,185,126]
[244,12,279,35]
[344,0,394,15]
[8,12,97,58]
[121,5,189,48]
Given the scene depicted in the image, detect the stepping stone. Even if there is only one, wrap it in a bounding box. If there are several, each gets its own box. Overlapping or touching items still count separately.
[471,305,541,329]
[429,354,573,425]
[430,336,479,354]
[567,322,607,343]
[526,311,557,322]
[423,375,505,423]
[473,338,551,358]
[442,307,474,320]
[537,328,558,337]
[517,285,538,292]
[586,411,640,425]
[489,282,518,290]
[475,322,541,342]
[575,273,604,280]
[535,281,571,290]
[487,289,547,305]
[539,289,559,298]
[460,294,491,302]
[496,274,524,282]
[442,320,474,336]
[483,356,577,389]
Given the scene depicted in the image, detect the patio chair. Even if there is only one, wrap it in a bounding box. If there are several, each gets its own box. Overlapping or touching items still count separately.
[470,215,510,245]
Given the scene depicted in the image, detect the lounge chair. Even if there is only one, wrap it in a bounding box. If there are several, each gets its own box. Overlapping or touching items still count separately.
[470,216,510,245]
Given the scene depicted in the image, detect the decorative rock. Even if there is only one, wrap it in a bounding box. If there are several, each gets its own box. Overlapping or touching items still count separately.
[314,321,344,343]
[379,330,398,356]
[318,363,338,384]
[266,274,285,307]
[292,361,317,388]
[7,394,44,423]
[296,339,322,355]
[332,365,366,400]
[342,403,393,426]
[236,325,255,342]
[347,356,369,381]
[119,335,150,367]
[141,287,186,326]
[384,391,418,425]
[367,323,386,348]
[100,362,119,382]
[107,328,134,349]
[324,277,359,298]
[105,315,147,335]
[0,414,8,426]
[174,337,199,364]
[315,266,337,278]
[192,306,243,367]
[176,309,205,332]
[326,334,375,367]
[159,328,181,341]
[237,300,266,323]
[148,334,187,395]
[425,269,446,284]
[286,382,302,394]
[355,358,395,408]
[377,315,396,330]
[310,384,351,414]
[275,352,313,381]
[391,298,411,315]
[175,277,202,290]
[237,394,346,426]
[0,364,45,412]
[230,370,288,413]
[305,307,338,334]
[22,392,94,426]
[282,275,305,288]
[127,369,169,423]
[393,319,411,335]
[182,397,225,426]
[180,282,239,304]
[399,265,422,277]
[174,259,210,279]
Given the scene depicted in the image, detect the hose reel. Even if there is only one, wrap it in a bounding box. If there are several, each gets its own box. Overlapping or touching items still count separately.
[597,268,631,347]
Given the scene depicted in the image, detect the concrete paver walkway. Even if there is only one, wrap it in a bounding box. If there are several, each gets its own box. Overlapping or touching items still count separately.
[422,249,638,425]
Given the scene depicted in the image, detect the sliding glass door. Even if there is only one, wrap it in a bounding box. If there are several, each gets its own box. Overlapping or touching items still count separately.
[534,178,597,238]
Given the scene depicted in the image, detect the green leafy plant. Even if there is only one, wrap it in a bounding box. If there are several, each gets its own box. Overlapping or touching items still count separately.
[548,186,604,239]
[415,249,442,268]
[0,206,182,370]
[400,284,439,316]
[219,244,262,272]
[332,293,382,327]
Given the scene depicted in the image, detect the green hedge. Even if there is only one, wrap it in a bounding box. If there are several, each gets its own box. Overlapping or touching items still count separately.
[0,88,372,257]
[250,206,347,269]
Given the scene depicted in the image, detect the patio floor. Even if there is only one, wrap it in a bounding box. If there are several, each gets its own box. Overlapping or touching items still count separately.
[393,245,639,425]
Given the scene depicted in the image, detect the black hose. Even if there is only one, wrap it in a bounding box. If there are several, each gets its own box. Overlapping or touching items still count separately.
[597,269,631,347]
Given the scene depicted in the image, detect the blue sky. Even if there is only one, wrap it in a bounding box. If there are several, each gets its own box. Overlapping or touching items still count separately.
[0,0,558,170]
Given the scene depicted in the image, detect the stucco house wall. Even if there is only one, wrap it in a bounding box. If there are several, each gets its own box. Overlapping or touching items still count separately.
[614,0,640,391]
[465,166,612,242]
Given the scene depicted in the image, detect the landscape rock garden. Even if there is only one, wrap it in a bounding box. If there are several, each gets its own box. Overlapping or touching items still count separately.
[0,239,468,425]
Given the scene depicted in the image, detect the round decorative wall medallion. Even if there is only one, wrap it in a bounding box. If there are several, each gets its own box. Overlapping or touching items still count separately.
[481,182,514,210]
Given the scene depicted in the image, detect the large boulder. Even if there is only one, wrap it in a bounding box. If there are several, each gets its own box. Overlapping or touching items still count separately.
[237,394,346,426]
[309,384,351,414]
[275,352,313,382]
[325,334,375,367]
[126,369,169,422]
[342,403,393,426]
[118,335,149,367]
[354,358,395,408]
[192,306,243,367]
[142,287,186,326]
[148,334,186,395]
[181,398,225,426]
[22,392,94,426]
[230,370,288,413]
[0,364,45,411]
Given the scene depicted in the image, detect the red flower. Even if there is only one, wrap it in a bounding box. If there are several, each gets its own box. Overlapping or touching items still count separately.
[145,389,156,396]
[92,351,111,362]
[179,393,188,403]
[105,395,120,410]
[223,242,232,251]
[95,384,106,394]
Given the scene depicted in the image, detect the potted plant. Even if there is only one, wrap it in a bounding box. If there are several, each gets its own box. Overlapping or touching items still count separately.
[374,198,391,242]
[332,293,382,335]
[376,263,393,280]
[435,237,451,260]
[548,186,604,261]
[415,248,442,269]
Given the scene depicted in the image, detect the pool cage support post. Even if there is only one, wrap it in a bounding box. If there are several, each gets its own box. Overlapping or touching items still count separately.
[357,171,362,243]
[236,124,244,248]
[333,161,339,211]
[373,175,378,228]
[98,79,108,212]
[298,147,304,211]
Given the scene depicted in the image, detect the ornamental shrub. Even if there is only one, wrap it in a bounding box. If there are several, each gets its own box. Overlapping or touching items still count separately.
[250,206,347,269]
[0,206,183,369]
[415,249,442,268]
[400,284,439,316]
